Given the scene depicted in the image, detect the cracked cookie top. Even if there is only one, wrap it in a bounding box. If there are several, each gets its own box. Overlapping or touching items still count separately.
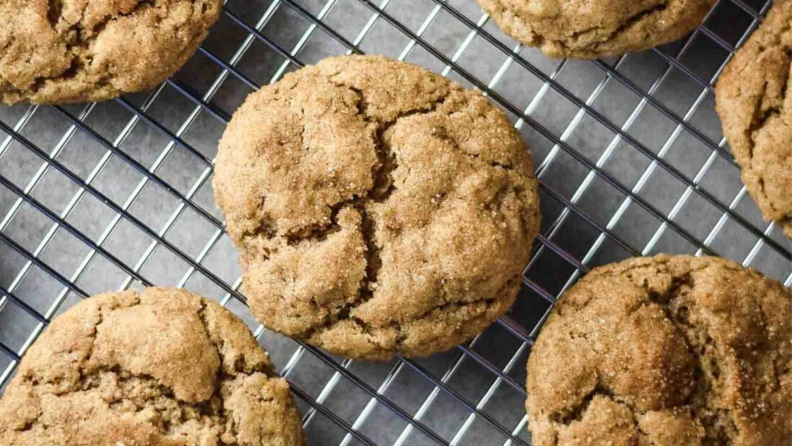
[715,0,791,239]
[0,0,222,105]
[0,288,306,446]
[477,0,716,58]
[213,55,541,360]
[526,255,791,446]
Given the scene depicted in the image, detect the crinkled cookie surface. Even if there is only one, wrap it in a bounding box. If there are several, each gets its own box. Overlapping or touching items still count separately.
[477,0,716,58]
[527,255,791,446]
[0,288,306,446]
[716,0,791,238]
[0,0,222,104]
[214,55,541,360]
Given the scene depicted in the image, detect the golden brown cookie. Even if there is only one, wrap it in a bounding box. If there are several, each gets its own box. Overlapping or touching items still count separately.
[526,254,791,446]
[0,0,222,105]
[0,288,306,446]
[213,55,541,360]
[477,0,716,58]
[715,0,791,239]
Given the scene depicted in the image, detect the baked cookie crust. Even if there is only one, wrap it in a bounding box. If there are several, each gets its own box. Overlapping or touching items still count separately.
[477,0,716,58]
[213,55,541,360]
[715,0,791,238]
[0,0,222,104]
[0,288,306,446]
[526,255,791,446]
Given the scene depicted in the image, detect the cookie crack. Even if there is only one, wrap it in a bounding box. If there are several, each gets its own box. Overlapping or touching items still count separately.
[195,298,234,371]
[239,199,347,261]
[550,385,610,425]
[31,0,156,93]
[83,305,106,374]
[748,69,788,156]
[88,365,239,436]
[75,0,155,37]
[15,345,247,442]
[236,85,450,254]
[359,204,381,296]
[496,0,670,53]
[749,59,789,214]
[549,262,730,442]
[47,0,64,28]
[287,203,346,246]
[592,1,670,47]
[279,84,452,327]
[546,270,689,429]
[752,282,783,396]
[640,267,741,443]
[576,0,671,48]
[295,280,505,338]
[437,128,517,171]
[296,277,508,355]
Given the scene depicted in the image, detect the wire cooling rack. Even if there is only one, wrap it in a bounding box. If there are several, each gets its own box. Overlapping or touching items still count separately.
[0,0,790,444]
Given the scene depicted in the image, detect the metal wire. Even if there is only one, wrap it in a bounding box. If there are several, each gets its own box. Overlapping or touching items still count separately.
[0,1,789,445]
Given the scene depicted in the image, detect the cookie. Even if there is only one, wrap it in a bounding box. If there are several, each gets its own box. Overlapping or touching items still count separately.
[715,0,791,239]
[526,255,791,446]
[477,0,716,58]
[0,0,222,105]
[213,55,541,360]
[0,288,306,446]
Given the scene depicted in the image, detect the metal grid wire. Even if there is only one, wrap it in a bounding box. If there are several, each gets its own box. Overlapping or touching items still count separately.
[0,0,790,444]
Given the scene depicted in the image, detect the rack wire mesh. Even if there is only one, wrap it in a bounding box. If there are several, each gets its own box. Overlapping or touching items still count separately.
[0,0,790,444]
